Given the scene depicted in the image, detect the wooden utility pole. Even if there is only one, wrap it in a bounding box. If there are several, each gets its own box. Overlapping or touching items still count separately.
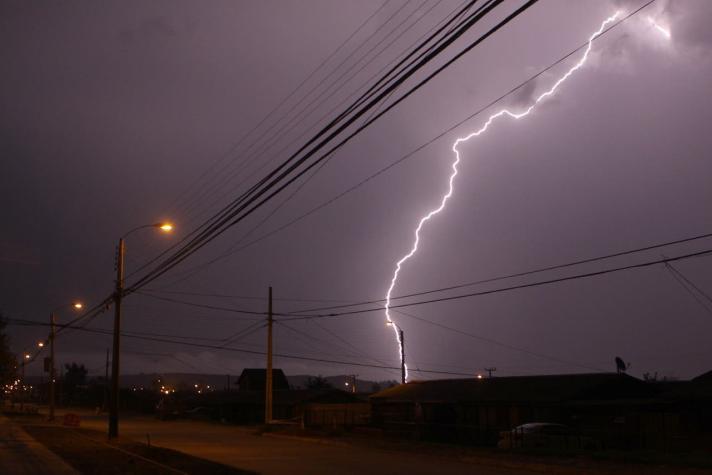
[485,367,497,378]
[265,286,273,423]
[109,238,125,438]
[48,313,56,421]
[399,329,405,385]
[103,348,109,411]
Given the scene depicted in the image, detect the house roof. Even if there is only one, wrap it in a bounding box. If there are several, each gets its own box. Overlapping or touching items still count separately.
[370,373,653,404]
[692,370,712,384]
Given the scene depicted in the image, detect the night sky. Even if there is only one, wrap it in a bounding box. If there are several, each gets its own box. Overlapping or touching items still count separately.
[2,0,711,382]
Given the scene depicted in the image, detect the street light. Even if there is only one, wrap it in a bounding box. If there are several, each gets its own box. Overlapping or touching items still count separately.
[48,301,83,421]
[109,221,173,439]
[37,341,44,348]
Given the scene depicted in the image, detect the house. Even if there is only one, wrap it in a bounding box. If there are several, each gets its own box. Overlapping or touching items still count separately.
[199,388,367,426]
[370,373,660,446]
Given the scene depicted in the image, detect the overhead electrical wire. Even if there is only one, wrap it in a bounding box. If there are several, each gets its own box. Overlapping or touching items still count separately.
[139,0,394,251]
[126,0,439,278]
[126,0,494,284]
[124,0,537,294]
[7,318,475,377]
[154,1,654,284]
[288,230,712,314]
[134,232,712,321]
[278,248,712,320]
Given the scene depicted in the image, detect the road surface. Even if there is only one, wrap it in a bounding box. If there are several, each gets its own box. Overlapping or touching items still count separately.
[52,408,532,475]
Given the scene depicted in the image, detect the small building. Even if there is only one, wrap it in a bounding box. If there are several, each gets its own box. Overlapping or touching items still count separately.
[237,368,290,391]
[370,373,659,447]
[199,388,367,426]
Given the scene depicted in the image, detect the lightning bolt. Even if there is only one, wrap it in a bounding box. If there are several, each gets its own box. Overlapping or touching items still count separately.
[383,12,621,382]
[648,17,671,39]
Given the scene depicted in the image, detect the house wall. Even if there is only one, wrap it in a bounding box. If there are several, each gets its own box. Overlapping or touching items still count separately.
[302,403,370,427]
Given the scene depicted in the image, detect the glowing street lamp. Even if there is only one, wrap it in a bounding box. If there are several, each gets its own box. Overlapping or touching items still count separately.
[37,341,44,348]
[109,220,174,439]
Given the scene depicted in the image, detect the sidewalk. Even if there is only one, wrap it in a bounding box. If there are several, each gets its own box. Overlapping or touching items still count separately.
[0,414,78,475]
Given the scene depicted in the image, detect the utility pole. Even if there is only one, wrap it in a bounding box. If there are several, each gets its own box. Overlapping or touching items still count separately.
[265,286,273,424]
[109,238,124,438]
[49,313,56,421]
[349,374,357,393]
[485,367,497,378]
[103,348,109,411]
[399,329,405,385]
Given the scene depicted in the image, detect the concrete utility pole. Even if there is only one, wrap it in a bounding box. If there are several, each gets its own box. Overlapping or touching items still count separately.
[399,329,405,385]
[485,367,497,378]
[106,221,172,439]
[49,313,56,421]
[109,238,125,439]
[265,286,273,424]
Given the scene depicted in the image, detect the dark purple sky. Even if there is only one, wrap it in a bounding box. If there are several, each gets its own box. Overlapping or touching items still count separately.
[2,0,711,381]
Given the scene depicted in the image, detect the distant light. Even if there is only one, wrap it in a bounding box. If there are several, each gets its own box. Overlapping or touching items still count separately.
[159,223,173,232]
[73,302,83,310]
[38,342,44,348]
[24,354,31,360]
[476,374,483,380]
[344,382,349,386]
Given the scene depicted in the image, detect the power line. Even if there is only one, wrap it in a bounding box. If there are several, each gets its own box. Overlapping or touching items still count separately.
[125,0,530,294]
[132,0,396,269]
[662,262,712,317]
[288,230,712,314]
[134,291,271,318]
[666,262,712,306]
[159,1,655,280]
[6,318,475,377]
[127,0,445,279]
[390,308,602,371]
[279,248,712,320]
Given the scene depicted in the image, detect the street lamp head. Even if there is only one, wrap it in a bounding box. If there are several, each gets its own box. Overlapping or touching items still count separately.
[38,342,44,348]
[24,354,30,360]
[158,223,173,232]
[73,302,83,310]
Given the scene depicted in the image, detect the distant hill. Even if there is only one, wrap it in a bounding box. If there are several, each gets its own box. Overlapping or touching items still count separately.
[23,370,399,393]
[71,372,397,393]
[287,374,397,393]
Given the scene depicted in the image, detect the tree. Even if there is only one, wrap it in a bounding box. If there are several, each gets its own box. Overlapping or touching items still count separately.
[0,313,17,387]
[306,375,332,389]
